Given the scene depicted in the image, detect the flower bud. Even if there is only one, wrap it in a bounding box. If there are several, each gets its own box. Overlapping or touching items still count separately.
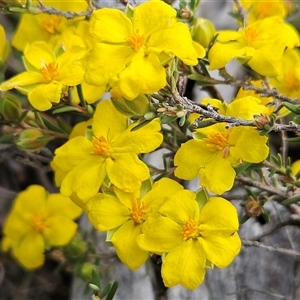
[245,196,263,217]
[190,18,216,48]
[80,263,99,283]
[64,235,86,258]
[16,129,50,152]
[0,93,22,121]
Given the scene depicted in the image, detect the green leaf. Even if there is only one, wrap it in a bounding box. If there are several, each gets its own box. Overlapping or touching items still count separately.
[91,268,101,291]
[34,111,45,128]
[160,116,177,124]
[42,117,66,133]
[283,102,300,115]
[140,178,153,197]
[56,117,73,134]
[240,214,250,224]
[281,194,300,206]
[52,106,81,114]
[100,283,112,298]
[286,136,300,143]
[105,281,118,300]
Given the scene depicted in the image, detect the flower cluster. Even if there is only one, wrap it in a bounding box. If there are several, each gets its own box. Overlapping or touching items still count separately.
[85,178,241,289]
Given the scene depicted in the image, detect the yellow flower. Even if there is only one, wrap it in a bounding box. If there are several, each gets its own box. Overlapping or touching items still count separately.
[269,48,300,99]
[2,185,82,269]
[208,17,299,76]
[52,100,163,202]
[12,0,88,52]
[85,178,183,270]
[175,98,269,194]
[0,41,86,110]
[239,0,288,23]
[138,191,241,289]
[85,1,204,100]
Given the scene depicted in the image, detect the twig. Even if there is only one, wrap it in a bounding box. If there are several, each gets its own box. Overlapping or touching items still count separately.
[242,239,300,258]
[250,214,300,241]
[232,0,246,26]
[171,92,300,132]
[34,0,93,19]
[235,175,287,198]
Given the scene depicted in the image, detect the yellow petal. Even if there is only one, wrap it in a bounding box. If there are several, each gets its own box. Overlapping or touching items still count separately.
[148,22,200,65]
[85,43,132,87]
[28,82,62,111]
[199,151,236,195]
[54,136,94,172]
[13,232,45,269]
[24,41,55,70]
[174,139,213,180]
[118,51,166,100]
[113,119,162,153]
[92,100,128,141]
[132,1,176,36]
[160,190,198,224]
[86,193,130,231]
[230,127,269,163]
[161,239,206,289]
[44,216,77,246]
[106,153,149,193]
[60,156,107,201]
[111,220,148,270]
[142,178,183,214]
[201,232,241,268]
[0,72,45,91]
[138,216,183,253]
[91,8,132,42]
[46,193,82,219]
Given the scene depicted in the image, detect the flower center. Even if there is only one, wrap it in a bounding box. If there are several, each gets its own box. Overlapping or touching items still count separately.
[182,217,199,240]
[126,29,145,51]
[243,27,259,46]
[91,136,112,157]
[40,62,59,81]
[203,130,231,158]
[283,70,300,91]
[30,212,48,233]
[39,15,61,34]
[131,199,146,224]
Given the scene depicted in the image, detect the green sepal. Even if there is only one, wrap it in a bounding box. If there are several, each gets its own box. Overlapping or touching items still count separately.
[195,187,209,209]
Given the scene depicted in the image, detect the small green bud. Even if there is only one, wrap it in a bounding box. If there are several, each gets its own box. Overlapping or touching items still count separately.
[80,263,99,283]
[190,18,216,48]
[16,128,49,152]
[0,93,22,121]
[65,235,86,258]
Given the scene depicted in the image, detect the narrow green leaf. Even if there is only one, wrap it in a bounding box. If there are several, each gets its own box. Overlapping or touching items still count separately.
[160,116,177,124]
[240,214,250,224]
[56,117,73,134]
[52,106,81,114]
[105,281,119,300]
[283,102,300,115]
[281,194,300,206]
[99,283,112,298]
[286,137,300,143]
[17,110,29,124]
[34,111,45,128]
[42,117,66,133]
[92,268,101,291]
